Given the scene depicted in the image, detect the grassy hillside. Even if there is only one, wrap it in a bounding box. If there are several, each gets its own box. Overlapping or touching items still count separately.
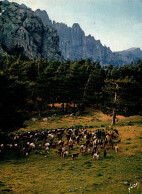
[0,109,142,193]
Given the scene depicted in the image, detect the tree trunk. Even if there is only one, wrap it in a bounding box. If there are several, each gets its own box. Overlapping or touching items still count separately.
[112,109,116,125]
[65,103,68,113]
[96,94,99,107]
[61,103,64,112]
[38,109,41,117]
[112,92,117,125]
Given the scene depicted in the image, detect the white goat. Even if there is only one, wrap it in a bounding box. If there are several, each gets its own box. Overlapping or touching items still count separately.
[93,153,99,160]
[29,143,35,149]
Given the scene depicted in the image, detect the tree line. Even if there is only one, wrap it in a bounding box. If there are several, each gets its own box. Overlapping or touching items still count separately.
[0,55,142,133]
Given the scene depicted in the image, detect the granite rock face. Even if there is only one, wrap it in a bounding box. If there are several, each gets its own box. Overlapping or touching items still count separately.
[53,21,142,65]
[52,22,113,65]
[0,1,61,60]
[36,9,142,66]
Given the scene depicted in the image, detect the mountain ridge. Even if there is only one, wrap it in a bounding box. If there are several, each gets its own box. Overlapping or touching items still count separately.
[35,8,142,66]
[1,1,142,65]
[115,47,142,60]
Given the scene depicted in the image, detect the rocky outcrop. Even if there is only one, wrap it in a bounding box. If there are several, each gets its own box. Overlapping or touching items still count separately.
[36,9,142,66]
[0,1,61,60]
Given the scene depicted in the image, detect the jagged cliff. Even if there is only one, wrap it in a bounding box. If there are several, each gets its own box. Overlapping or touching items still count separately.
[1,1,141,65]
[0,1,62,60]
[35,9,142,66]
[52,22,113,63]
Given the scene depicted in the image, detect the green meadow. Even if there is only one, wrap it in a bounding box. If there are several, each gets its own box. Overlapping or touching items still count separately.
[0,109,142,194]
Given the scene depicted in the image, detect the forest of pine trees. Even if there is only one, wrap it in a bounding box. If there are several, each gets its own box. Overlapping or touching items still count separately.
[0,55,142,133]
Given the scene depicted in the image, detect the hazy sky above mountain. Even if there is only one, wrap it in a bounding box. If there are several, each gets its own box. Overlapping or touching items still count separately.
[9,0,142,51]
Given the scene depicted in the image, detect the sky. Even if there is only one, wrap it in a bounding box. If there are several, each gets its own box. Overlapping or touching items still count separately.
[8,0,142,51]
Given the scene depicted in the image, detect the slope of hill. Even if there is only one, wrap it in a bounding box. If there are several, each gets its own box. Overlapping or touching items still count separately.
[0,109,142,193]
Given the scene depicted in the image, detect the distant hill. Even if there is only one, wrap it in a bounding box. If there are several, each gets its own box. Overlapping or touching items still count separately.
[115,47,142,58]
[35,9,142,66]
[0,1,62,60]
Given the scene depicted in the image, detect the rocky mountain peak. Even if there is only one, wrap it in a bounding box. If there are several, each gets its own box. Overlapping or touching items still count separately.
[35,9,52,26]
[20,3,32,11]
[0,1,62,60]
[72,23,81,30]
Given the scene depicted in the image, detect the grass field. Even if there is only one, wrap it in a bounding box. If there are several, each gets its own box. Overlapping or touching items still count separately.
[0,109,142,193]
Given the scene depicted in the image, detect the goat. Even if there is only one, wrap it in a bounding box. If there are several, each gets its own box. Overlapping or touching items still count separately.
[62,151,69,157]
[72,153,79,159]
[81,149,87,154]
[38,144,42,149]
[114,129,119,134]
[58,141,64,147]
[93,139,98,147]
[32,118,38,122]
[69,137,73,144]
[115,145,119,152]
[93,152,99,160]
[29,143,35,149]
[106,135,110,142]
[68,143,73,150]
[43,118,48,122]
[26,152,29,157]
[44,143,50,147]
[86,140,90,146]
[48,134,54,139]
[104,149,107,157]
[76,136,80,144]
[45,146,50,151]
[80,145,86,152]
[117,138,121,143]
[0,144,4,149]
[58,147,63,155]
[87,148,91,153]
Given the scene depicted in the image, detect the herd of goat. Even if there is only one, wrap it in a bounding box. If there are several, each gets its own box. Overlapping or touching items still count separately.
[0,126,121,160]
